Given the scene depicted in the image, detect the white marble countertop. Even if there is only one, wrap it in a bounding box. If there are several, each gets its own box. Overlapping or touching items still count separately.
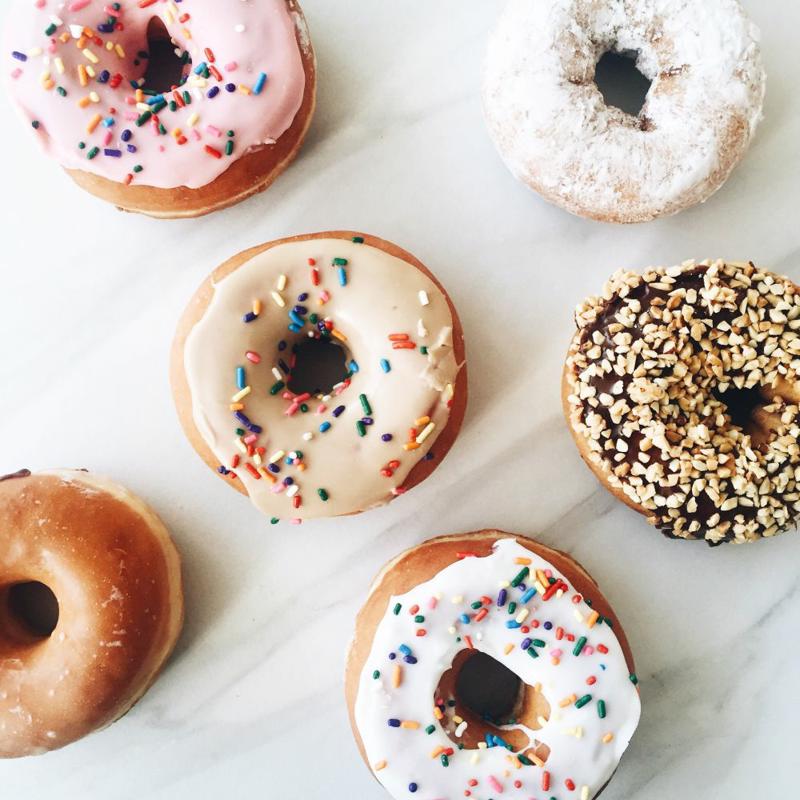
[1,1,799,798]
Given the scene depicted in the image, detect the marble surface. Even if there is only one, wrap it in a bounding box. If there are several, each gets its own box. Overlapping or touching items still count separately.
[1,1,799,798]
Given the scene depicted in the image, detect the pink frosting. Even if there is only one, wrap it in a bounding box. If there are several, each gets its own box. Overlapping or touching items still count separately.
[3,0,307,189]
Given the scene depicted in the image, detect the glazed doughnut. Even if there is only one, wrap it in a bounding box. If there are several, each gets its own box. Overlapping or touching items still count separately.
[346,531,641,800]
[3,0,315,218]
[564,260,800,544]
[171,232,467,523]
[0,469,183,757]
[483,0,766,223]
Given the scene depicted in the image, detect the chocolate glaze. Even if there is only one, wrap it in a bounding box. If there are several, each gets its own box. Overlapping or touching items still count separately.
[0,469,31,482]
[572,262,800,543]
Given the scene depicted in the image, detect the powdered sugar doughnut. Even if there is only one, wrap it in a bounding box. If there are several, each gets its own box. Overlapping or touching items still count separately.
[483,0,766,223]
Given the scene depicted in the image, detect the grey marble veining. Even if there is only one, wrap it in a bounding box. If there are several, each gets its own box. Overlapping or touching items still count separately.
[1,1,799,798]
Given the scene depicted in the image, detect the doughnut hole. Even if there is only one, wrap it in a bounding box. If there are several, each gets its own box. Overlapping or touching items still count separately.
[713,384,789,448]
[141,17,191,94]
[594,50,652,118]
[713,385,764,430]
[287,338,351,396]
[1,581,59,647]
[457,651,522,722]
[435,650,551,763]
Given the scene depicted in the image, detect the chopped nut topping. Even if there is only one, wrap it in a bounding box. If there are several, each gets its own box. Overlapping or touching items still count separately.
[566,260,800,544]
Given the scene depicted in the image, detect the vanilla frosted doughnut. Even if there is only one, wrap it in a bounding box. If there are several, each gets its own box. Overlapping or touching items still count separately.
[0,469,183,757]
[171,232,467,523]
[564,260,800,544]
[483,0,766,223]
[3,0,315,217]
[346,532,641,800]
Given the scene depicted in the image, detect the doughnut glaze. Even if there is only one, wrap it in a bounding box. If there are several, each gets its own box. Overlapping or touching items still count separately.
[564,260,800,544]
[347,532,641,800]
[483,0,766,222]
[171,232,467,523]
[0,469,183,757]
[3,0,313,216]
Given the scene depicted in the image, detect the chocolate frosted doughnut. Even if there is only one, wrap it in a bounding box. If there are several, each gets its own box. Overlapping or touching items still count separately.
[564,260,800,544]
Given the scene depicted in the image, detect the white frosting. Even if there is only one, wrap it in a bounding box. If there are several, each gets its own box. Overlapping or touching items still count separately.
[354,539,641,799]
[482,0,766,222]
[182,237,462,521]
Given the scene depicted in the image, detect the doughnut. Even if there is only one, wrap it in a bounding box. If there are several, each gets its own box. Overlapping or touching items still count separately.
[171,232,467,523]
[564,260,800,544]
[0,468,183,757]
[346,531,641,800]
[483,0,766,223]
[3,0,315,218]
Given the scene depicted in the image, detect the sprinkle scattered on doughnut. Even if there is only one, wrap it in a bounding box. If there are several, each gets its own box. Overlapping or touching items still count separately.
[567,260,800,544]
[217,249,456,524]
[7,1,281,183]
[364,544,638,798]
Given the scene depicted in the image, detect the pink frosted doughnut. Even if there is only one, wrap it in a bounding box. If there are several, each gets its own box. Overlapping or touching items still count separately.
[3,0,315,218]
[483,0,766,223]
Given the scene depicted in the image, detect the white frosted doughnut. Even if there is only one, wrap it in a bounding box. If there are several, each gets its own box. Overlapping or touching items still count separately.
[350,534,641,800]
[483,0,766,223]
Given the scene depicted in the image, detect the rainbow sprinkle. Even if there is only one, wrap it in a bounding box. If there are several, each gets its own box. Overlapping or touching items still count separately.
[8,0,282,185]
[361,542,640,797]
[212,240,452,523]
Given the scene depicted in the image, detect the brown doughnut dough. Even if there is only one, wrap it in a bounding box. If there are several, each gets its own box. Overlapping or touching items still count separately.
[0,469,183,758]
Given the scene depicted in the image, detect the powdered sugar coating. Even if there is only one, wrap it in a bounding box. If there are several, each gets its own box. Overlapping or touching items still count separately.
[482,0,766,223]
